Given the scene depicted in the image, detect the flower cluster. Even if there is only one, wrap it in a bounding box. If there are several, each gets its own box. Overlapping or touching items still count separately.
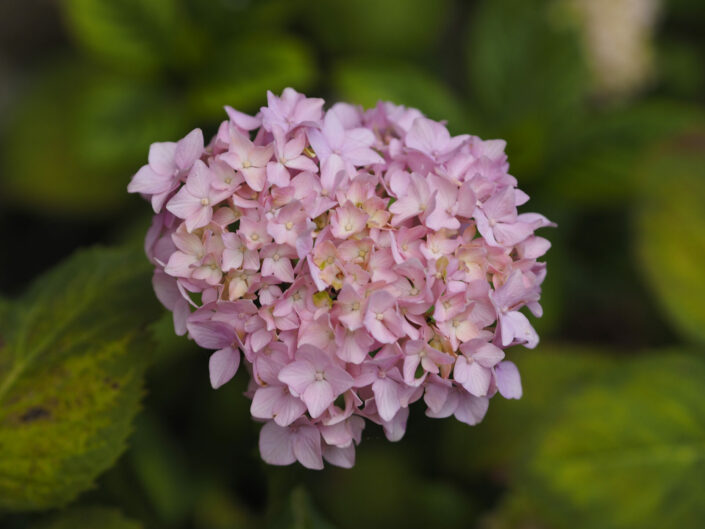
[129,88,553,469]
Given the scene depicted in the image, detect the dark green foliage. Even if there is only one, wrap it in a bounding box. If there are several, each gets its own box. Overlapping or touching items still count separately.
[31,506,142,529]
[333,61,467,129]
[2,0,705,527]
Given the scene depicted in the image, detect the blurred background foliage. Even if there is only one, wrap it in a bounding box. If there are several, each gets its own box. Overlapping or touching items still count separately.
[1,0,704,527]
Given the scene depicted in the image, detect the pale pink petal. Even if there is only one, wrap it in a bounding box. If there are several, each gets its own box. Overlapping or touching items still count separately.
[302,380,335,418]
[128,165,171,194]
[372,378,400,422]
[454,393,489,425]
[273,394,307,427]
[187,320,236,349]
[175,128,204,171]
[259,421,296,466]
[423,381,450,414]
[495,361,523,399]
[148,141,177,174]
[266,162,291,187]
[323,444,355,468]
[164,251,197,278]
[241,166,266,192]
[473,343,505,367]
[462,362,491,397]
[249,144,275,167]
[184,205,212,232]
[324,365,355,395]
[209,347,240,389]
[292,425,324,470]
[382,407,409,442]
[278,360,316,395]
[166,187,201,221]
[185,160,212,197]
[250,386,282,419]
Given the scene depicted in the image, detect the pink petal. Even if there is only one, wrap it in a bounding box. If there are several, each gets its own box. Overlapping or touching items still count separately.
[323,444,355,468]
[302,380,335,418]
[461,362,491,397]
[454,393,489,425]
[185,160,212,197]
[187,320,236,349]
[175,128,204,171]
[292,425,324,470]
[152,271,181,309]
[259,421,296,466]
[225,105,261,130]
[249,144,275,167]
[128,165,171,194]
[423,381,450,414]
[324,364,355,395]
[148,141,177,174]
[373,378,400,422]
[166,187,201,221]
[266,162,291,187]
[273,394,307,427]
[250,386,282,419]
[278,360,316,395]
[184,205,212,232]
[209,347,240,389]
[382,407,409,442]
[307,128,331,161]
[501,311,538,348]
[473,343,505,367]
[241,166,266,192]
[495,361,523,399]
[364,315,398,344]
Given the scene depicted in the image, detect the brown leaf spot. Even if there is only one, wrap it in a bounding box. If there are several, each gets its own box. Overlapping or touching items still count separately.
[20,406,51,423]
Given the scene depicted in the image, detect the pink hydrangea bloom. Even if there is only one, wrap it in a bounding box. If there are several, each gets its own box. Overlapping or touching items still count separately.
[128,88,554,469]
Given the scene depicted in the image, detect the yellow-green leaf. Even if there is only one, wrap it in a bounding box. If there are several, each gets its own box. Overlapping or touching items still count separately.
[188,36,316,120]
[0,246,161,510]
[63,0,202,74]
[636,152,705,344]
[1,63,186,216]
[524,353,705,529]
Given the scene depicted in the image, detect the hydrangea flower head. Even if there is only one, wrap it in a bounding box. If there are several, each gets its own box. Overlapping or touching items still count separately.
[130,89,554,469]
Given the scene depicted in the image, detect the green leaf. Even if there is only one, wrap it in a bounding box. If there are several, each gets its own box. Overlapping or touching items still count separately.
[1,63,186,216]
[184,0,302,39]
[270,487,337,529]
[546,101,705,205]
[636,151,705,344]
[128,413,195,525]
[332,61,468,132]
[188,35,316,120]
[31,506,142,529]
[522,353,705,529]
[441,345,615,476]
[303,0,450,58]
[0,246,161,510]
[480,492,551,529]
[63,0,202,74]
[193,482,258,529]
[313,445,476,529]
[466,0,588,125]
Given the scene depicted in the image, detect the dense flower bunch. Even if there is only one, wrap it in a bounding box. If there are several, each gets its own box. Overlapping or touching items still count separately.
[128,88,553,469]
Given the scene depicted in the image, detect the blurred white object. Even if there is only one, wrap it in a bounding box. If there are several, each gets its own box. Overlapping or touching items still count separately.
[571,0,661,98]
